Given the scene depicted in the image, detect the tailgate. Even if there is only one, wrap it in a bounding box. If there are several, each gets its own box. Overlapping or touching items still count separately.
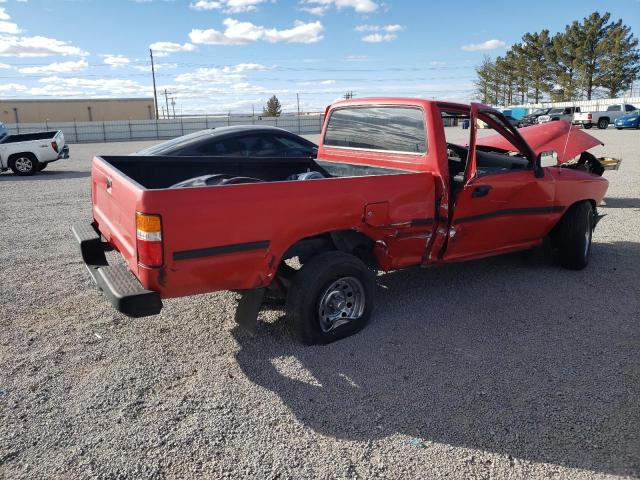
[574,112,590,121]
[91,156,143,274]
[55,131,65,148]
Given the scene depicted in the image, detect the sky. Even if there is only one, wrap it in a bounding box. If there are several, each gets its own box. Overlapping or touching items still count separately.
[0,0,638,114]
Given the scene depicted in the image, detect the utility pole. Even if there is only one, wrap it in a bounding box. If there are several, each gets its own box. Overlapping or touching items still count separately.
[150,49,159,119]
[296,93,301,133]
[163,89,170,119]
[343,91,354,100]
[171,97,177,119]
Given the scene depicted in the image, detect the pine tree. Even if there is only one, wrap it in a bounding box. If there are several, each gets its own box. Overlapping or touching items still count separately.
[549,23,582,101]
[263,95,282,117]
[574,12,612,100]
[520,30,553,103]
[598,20,640,97]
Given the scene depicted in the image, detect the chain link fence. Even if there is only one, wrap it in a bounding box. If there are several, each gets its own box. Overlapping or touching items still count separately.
[4,114,325,144]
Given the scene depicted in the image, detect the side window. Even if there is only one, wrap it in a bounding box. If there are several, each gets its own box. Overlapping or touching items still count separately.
[625,104,636,112]
[273,135,315,156]
[607,105,621,112]
[236,135,283,157]
[324,106,427,154]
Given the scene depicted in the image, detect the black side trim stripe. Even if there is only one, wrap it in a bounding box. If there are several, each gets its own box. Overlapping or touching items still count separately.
[456,206,565,225]
[411,218,434,226]
[173,240,270,261]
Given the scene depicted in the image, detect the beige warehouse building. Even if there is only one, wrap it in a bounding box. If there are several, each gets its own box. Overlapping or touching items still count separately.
[0,98,156,123]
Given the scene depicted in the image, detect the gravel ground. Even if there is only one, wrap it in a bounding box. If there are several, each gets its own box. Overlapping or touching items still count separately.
[1,128,639,479]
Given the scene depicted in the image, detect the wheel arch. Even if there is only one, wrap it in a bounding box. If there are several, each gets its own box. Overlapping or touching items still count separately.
[280,229,379,270]
[8,151,38,165]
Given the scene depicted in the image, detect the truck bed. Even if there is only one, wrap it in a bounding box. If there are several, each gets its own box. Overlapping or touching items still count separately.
[91,154,435,298]
[0,131,59,144]
[102,155,411,189]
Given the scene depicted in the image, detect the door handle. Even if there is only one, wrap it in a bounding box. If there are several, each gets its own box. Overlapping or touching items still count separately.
[471,185,491,198]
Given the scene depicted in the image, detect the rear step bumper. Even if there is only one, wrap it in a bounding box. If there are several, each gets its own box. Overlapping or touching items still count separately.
[71,223,163,318]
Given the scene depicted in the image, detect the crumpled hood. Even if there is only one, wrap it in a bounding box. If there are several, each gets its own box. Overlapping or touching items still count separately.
[477,120,604,163]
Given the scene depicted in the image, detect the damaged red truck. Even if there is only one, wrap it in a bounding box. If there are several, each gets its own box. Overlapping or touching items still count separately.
[73,99,613,344]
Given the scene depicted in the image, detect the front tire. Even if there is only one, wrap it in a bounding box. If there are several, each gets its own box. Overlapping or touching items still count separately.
[286,251,375,345]
[9,154,40,176]
[553,202,594,270]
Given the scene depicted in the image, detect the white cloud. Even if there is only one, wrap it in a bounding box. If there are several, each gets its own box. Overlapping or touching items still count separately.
[0,35,87,57]
[36,76,149,96]
[300,0,378,15]
[190,18,323,45]
[362,33,396,43]
[132,62,177,72]
[103,54,131,68]
[356,24,402,42]
[355,24,402,33]
[0,20,19,34]
[0,82,27,93]
[0,62,10,69]
[175,63,269,84]
[18,59,88,74]
[461,39,506,52]
[429,60,446,66]
[190,0,268,13]
[149,41,195,55]
[0,8,20,34]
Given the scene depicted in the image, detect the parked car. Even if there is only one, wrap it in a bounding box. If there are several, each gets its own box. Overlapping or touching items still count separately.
[613,109,640,130]
[73,99,612,345]
[503,114,523,128]
[574,103,638,129]
[521,108,550,126]
[538,106,581,124]
[135,126,318,158]
[0,126,69,175]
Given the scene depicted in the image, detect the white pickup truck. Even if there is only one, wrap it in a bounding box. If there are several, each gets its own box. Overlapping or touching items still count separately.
[573,103,638,129]
[0,122,70,175]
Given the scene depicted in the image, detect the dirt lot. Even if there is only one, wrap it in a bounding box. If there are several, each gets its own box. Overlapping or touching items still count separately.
[1,128,639,479]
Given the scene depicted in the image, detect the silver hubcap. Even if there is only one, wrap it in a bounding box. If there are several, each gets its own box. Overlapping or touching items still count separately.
[14,157,33,173]
[318,277,365,332]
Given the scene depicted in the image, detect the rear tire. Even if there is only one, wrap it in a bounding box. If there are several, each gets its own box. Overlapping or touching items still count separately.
[38,162,48,171]
[553,202,594,270]
[9,153,39,176]
[583,123,592,129]
[597,118,609,129]
[286,251,375,345]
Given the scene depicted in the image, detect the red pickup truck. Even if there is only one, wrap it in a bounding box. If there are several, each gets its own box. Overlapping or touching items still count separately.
[73,98,611,344]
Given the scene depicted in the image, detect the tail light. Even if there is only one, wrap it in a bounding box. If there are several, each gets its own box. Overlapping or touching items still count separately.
[51,141,59,153]
[136,213,163,267]
[587,114,592,120]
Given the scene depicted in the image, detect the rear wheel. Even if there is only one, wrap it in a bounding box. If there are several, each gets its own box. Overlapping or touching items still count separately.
[286,251,375,345]
[38,162,48,171]
[9,154,39,176]
[597,118,609,129]
[583,123,592,129]
[553,202,594,270]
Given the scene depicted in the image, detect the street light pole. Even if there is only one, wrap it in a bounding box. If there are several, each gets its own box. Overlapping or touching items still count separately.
[150,49,159,120]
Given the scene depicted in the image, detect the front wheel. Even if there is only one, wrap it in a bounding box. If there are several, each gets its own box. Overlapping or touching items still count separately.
[9,154,40,176]
[286,251,375,345]
[553,202,594,270]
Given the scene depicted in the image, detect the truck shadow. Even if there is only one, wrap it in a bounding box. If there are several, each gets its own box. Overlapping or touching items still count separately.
[0,170,90,181]
[233,241,640,476]
[602,197,640,209]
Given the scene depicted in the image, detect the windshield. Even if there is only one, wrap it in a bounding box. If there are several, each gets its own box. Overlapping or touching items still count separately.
[548,108,564,115]
[627,110,640,116]
[531,108,547,115]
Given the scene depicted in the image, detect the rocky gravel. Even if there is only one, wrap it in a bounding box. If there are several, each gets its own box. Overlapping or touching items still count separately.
[0,128,639,479]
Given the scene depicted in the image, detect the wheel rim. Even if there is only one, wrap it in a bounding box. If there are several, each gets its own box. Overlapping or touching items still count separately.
[318,276,365,333]
[14,157,33,173]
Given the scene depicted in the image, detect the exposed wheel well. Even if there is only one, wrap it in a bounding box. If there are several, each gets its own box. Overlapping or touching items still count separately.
[282,230,378,270]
